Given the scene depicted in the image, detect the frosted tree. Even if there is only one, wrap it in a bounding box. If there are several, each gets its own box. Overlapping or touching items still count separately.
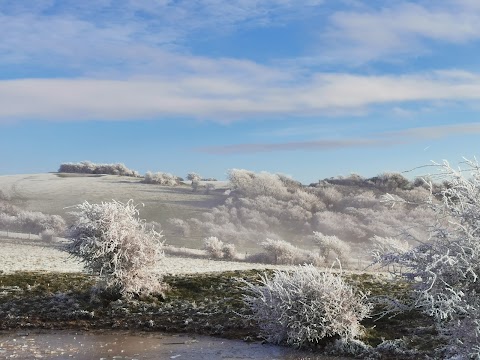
[378,158,480,358]
[67,200,166,297]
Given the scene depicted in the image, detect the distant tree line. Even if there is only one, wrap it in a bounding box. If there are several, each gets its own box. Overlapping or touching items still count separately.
[58,161,140,177]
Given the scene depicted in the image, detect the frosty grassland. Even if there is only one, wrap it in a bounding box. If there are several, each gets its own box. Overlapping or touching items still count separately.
[0,234,302,275]
[2,160,480,358]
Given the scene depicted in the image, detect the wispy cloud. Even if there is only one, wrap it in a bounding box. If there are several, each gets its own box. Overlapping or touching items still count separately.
[385,122,480,139]
[2,70,480,122]
[320,1,480,64]
[197,122,480,154]
[198,138,400,154]
[0,0,325,74]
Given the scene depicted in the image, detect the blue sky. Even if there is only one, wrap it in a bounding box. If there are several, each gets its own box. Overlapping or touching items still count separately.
[1,0,480,183]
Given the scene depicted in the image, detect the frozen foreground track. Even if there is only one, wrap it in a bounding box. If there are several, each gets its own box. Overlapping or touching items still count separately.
[0,330,349,360]
[0,236,303,275]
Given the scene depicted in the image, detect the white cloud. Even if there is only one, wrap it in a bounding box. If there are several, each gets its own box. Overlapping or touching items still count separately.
[2,69,480,122]
[0,0,327,75]
[321,1,480,64]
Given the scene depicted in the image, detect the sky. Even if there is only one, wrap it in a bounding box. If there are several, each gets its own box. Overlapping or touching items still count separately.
[1,0,480,183]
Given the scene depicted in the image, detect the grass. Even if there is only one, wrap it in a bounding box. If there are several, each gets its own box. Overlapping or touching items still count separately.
[0,269,439,358]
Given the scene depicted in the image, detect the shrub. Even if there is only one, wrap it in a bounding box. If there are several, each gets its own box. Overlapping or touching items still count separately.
[167,218,191,237]
[245,238,317,265]
[242,265,371,348]
[203,236,224,258]
[259,238,303,265]
[0,207,66,236]
[67,200,166,297]
[58,161,139,177]
[228,169,289,199]
[40,229,55,242]
[221,243,237,260]
[370,172,411,191]
[205,183,215,194]
[312,231,351,263]
[202,236,238,260]
[191,179,200,192]
[187,172,201,181]
[143,171,178,186]
[378,158,480,358]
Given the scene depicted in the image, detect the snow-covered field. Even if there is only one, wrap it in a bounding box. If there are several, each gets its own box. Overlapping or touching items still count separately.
[0,236,299,275]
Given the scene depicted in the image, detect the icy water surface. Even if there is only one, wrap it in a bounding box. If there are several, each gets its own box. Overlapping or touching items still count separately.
[0,330,349,359]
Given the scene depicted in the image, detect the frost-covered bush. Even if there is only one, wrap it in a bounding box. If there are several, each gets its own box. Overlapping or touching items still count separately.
[242,265,371,348]
[221,243,237,260]
[202,236,238,260]
[40,229,55,242]
[203,236,225,258]
[187,172,201,181]
[181,168,436,265]
[167,218,191,237]
[228,169,289,199]
[0,190,9,201]
[245,238,319,265]
[258,238,304,265]
[67,200,166,297]
[377,159,480,358]
[315,186,343,209]
[191,179,199,192]
[370,235,411,263]
[58,161,139,177]
[143,171,178,186]
[205,183,215,194]
[370,172,411,191]
[0,206,66,236]
[312,231,351,262]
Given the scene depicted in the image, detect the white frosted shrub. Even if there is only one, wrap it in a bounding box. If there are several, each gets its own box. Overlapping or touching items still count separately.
[203,236,224,258]
[205,183,215,194]
[167,218,191,237]
[259,238,303,265]
[253,238,321,265]
[292,189,325,212]
[191,179,200,192]
[378,159,480,358]
[316,186,342,209]
[370,235,411,263]
[312,212,367,242]
[0,209,65,235]
[58,161,139,177]
[40,229,55,242]
[187,172,201,181]
[228,169,289,199]
[221,243,237,260]
[312,231,351,262]
[242,265,372,348]
[67,200,166,297]
[143,171,178,186]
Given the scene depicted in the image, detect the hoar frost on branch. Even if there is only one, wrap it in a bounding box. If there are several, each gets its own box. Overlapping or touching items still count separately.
[241,264,372,348]
[67,200,166,297]
[58,161,139,177]
[376,158,480,358]
[312,231,351,263]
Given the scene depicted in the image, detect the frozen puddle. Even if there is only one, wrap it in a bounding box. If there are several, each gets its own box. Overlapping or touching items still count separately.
[0,330,348,359]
